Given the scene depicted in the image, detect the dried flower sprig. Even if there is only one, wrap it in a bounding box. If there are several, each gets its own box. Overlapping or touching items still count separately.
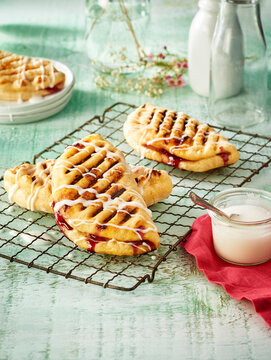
[94,46,188,97]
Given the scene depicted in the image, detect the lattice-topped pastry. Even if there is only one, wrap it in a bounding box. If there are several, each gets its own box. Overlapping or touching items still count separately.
[124,103,240,172]
[4,160,172,214]
[4,159,54,213]
[52,134,160,255]
[0,50,65,101]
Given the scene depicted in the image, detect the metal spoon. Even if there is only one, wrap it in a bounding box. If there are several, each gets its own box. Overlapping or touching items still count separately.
[189,191,271,225]
[189,191,235,221]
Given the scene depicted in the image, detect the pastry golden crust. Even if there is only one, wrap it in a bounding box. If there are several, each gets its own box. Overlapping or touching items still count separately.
[4,160,172,214]
[51,134,160,255]
[54,223,156,256]
[130,165,172,206]
[123,103,240,172]
[0,50,65,101]
[4,159,54,213]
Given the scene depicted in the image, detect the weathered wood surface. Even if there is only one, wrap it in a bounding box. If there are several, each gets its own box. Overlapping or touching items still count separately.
[0,1,271,359]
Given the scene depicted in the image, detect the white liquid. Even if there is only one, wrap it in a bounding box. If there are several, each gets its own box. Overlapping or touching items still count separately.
[223,204,271,222]
[212,203,271,265]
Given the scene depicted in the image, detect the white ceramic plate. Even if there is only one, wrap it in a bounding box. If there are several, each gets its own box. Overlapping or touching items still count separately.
[0,85,74,118]
[0,90,73,124]
[0,59,75,114]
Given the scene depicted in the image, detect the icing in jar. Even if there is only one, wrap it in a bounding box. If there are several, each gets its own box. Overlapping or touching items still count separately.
[208,188,271,265]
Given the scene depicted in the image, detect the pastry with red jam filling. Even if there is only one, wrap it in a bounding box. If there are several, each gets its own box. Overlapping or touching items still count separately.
[0,50,65,101]
[51,134,160,256]
[4,161,172,214]
[123,103,239,172]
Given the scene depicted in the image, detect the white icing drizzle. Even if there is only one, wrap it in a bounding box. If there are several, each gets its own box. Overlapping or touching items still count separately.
[8,184,19,202]
[146,135,183,146]
[40,63,45,89]
[66,140,122,163]
[7,205,15,213]
[27,166,51,211]
[141,168,153,191]
[32,58,46,90]
[53,139,156,243]
[69,218,156,241]
[140,147,147,159]
[15,56,29,89]
[53,184,151,216]
[126,110,229,158]
[53,159,92,175]
[17,93,23,104]
[8,161,53,211]
[20,231,55,246]
[8,165,25,202]
[116,208,154,227]
[131,165,154,192]
[18,63,26,88]
[49,62,55,88]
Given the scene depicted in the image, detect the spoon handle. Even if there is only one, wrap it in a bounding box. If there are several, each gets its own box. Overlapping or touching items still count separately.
[189,191,271,225]
[189,191,229,219]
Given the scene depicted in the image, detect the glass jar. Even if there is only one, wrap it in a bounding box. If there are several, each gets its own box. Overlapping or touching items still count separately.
[208,188,271,265]
[85,0,150,73]
[208,0,268,129]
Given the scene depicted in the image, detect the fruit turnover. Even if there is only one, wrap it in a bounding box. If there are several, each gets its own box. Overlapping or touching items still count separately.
[123,103,239,172]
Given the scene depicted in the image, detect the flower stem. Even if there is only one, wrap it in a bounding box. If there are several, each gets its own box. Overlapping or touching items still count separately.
[118,0,147,61]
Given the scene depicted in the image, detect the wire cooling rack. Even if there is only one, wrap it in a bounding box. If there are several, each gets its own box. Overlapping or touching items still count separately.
[0,102,270,291]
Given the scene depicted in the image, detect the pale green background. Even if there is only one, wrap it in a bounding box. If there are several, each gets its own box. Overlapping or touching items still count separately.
[0,1,271,359]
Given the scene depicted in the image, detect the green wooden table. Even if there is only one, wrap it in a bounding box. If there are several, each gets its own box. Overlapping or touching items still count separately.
[1,1,271,359]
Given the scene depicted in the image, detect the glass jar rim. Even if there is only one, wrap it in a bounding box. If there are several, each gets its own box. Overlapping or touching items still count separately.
[208,187,271,226]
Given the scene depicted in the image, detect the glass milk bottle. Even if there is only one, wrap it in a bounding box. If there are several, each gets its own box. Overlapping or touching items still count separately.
[188,0,220,97]
[209,0,268,129]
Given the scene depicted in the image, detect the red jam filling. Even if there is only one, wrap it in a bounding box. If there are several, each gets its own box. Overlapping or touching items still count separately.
[55,211,73,231]
[218,146,230,165]
[45,82,65,95]
[52,202,73,231]
[52,203,154,255]
[87,234,155,255]
[144,144,184,168]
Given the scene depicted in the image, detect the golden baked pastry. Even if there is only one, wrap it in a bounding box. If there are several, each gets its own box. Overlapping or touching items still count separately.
[123,103,240,172]
[4,159,54,213]
[0,50,65,101]
[52,134,160,255]
[130,164,172,206]
[4,160,172,214]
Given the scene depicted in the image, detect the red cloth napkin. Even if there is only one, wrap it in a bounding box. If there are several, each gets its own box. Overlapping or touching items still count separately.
[183,214,271,327]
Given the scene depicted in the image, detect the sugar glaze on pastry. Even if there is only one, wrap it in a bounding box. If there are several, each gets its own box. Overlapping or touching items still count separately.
[0,50,65,101]
[124,103,240,172]
[51,134,160,256]
[4,160,172,214]
[4,160,55,213]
